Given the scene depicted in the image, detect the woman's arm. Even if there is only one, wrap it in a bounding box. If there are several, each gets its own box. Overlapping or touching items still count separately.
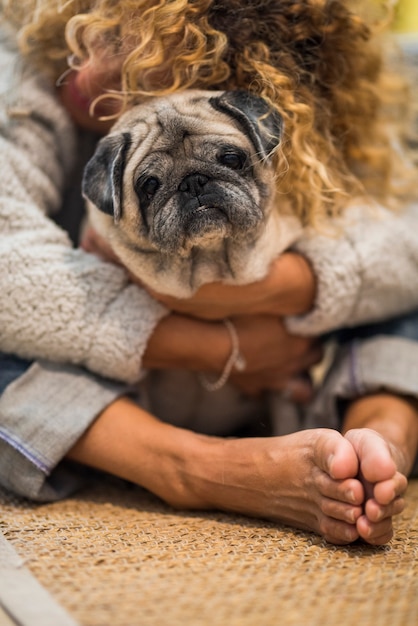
[143,312,321,396]
[141,252,317,320]
[4,28,315,387]
[288,200,418,335]
[0,311,319,502]
[136,200,418,336]
[0,27,167,384]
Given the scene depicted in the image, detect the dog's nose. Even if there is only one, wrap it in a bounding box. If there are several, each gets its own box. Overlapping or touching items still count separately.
[178,174,209,195]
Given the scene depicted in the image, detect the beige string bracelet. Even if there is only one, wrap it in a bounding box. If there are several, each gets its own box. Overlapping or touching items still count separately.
[199,318,247,392]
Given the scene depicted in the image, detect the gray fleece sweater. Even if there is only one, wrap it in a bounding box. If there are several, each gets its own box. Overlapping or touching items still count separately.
[1,24,418,500]
[2,26,418,376]
[0,27,168,385]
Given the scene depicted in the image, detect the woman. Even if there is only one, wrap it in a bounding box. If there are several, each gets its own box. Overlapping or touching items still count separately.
[1,0,418,545]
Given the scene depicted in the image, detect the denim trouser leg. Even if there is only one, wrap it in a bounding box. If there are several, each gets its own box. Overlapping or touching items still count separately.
[337,309,418,344]
[0,353,127,501]
[0,353,33,394]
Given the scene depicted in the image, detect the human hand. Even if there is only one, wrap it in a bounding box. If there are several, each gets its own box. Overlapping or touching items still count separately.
[82,228,320,399]
[145,252,317,319]
[81,225,121,263]
[144,312,322,401]
[81,227,317,319]
[227,314,322,399]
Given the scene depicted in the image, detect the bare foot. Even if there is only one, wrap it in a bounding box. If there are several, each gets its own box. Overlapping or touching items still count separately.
[178,428,366,545]
[344,428,408,545]
[342,393,418,546]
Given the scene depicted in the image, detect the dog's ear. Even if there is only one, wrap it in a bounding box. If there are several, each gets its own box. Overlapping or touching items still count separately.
[209,91,283,159]
[82,132,131,222]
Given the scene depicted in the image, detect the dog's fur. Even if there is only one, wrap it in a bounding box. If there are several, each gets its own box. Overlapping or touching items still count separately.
[82,89,304,435]
[82,90,302,297]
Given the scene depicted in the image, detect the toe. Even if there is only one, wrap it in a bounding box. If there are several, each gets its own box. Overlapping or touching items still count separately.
[365,496,405,523]
[373,473,408,505]
[318,514,360,545]
[314,429,359,480]
[317,471,364,506]
[320,495,363,524]
[345,429,396,483]
[356,514,394,546]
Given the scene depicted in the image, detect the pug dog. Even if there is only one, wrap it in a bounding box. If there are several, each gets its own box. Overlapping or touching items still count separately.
[82,89,303,436]
[82,89,301,298]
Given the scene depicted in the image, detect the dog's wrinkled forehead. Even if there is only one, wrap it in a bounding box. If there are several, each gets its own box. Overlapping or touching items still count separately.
[140,106,245,158]
[114,89,282,159]
[155,93,231,134]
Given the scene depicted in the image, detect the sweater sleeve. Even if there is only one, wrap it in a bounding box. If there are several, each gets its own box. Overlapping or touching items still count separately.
[286,200,418,336]
[0,27,167,384]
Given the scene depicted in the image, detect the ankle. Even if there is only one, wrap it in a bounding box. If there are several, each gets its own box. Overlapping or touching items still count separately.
[143,426,222,510]
[167,434,255,513]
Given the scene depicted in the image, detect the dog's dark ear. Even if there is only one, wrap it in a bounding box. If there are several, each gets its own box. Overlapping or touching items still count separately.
[209,91,283,159]
[82,132,131,222]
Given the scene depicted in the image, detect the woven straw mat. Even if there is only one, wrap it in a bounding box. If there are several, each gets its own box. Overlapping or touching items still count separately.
[1,34,418,626]
[1,476,418,626]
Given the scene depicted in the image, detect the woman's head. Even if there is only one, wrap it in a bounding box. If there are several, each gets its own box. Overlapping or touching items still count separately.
[2,1,231,93]
[1,0,410,224]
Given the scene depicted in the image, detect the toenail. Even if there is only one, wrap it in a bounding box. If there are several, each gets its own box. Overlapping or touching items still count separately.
[345,526,358,541]
[363,525,372,538]
[347,490,355,503]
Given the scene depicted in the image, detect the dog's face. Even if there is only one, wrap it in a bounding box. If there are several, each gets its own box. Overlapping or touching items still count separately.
[82,90,301,296]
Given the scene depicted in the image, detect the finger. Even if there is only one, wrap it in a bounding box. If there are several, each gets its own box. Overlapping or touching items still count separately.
[81,227,121,263]
[229,374,271,396]
[278,347,322,383]
[285,345,324,378]
[303,344,324,368]
[280,377,314,404]
[230,369,309,398]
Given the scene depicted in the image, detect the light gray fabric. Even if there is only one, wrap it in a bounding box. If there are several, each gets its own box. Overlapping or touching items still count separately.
[288,201,418,336]
[0,360,127,501]
[0,23,166,500]
[0,26,168,385]
[309,336,418,431]
[1,24,418,379]
[0,530,80,625]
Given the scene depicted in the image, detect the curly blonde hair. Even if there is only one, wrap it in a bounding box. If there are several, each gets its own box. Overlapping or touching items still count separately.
[1,0,412,226]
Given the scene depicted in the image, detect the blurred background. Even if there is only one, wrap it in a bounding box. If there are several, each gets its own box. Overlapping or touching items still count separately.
[392,0,418,33]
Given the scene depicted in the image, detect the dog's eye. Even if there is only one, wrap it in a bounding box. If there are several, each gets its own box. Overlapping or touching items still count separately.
[218,151,246,170]
[141,176,160,197]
